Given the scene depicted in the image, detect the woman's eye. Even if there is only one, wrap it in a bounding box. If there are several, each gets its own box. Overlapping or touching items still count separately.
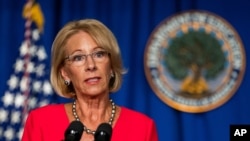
[95,51,105,58]
[72,55,85,61]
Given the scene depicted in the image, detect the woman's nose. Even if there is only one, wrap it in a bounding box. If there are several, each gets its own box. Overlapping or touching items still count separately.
[84,55,96,71]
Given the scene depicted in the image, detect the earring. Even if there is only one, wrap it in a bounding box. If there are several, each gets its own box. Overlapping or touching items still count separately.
[110,72,114,78]
[64,80,70,86]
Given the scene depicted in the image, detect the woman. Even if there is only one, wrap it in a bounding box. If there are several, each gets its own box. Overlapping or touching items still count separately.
[21,19,158,141]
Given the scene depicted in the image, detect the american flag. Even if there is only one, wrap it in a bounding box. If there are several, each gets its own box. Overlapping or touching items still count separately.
[0,1,54,140]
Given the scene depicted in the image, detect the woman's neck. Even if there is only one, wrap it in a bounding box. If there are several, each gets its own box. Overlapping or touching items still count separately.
[74,97,112,129]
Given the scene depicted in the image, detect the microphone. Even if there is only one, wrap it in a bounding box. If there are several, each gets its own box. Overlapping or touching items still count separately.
[94,123,112,141]
[64,120,84,141]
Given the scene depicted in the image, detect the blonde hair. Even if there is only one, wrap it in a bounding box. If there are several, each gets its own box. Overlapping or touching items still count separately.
[50,19,126,98]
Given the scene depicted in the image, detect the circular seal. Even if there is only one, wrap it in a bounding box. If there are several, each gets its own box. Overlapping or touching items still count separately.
[144,10,246,113]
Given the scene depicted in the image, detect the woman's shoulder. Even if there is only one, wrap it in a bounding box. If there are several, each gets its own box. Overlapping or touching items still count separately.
[30,103,66,115]
[33,103,64,110]
[113,106,158,140]
[119,107,154,122]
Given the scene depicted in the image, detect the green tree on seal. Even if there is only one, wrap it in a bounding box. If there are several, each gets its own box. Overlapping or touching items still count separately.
[164,30,226,95]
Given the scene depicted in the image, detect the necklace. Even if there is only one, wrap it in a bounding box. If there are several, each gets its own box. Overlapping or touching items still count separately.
[72,99,116,135]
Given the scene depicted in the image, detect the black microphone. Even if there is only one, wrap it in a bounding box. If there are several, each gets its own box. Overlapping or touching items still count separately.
[64,120,84,141]
[94,123,112,141]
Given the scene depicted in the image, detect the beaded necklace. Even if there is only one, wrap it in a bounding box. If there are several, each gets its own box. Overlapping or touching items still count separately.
[72,99,116,135]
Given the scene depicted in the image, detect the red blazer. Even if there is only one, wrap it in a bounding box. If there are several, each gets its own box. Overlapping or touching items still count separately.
[21,104,158,141]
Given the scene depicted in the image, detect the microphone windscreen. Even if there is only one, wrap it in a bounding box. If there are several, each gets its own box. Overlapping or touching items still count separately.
[94,123,112,141]
[64,120,84,141]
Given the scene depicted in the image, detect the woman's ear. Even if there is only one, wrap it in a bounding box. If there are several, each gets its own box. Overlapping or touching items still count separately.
[110,70,114,78]
[60,67,70,81]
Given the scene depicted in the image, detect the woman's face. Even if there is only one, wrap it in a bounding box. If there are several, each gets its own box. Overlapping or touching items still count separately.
[61,31,112,97]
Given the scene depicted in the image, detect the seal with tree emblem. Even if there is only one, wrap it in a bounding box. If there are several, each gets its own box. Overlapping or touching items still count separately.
[144,10,246,113]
